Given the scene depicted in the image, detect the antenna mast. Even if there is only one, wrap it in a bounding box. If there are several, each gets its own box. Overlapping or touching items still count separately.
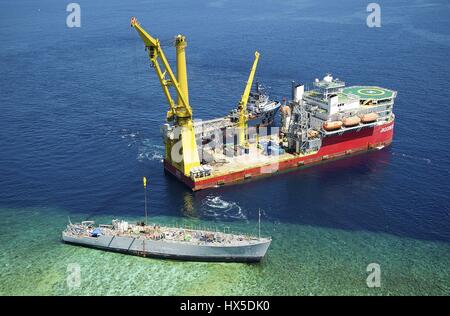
[143,177,148,226]
[258,209,261,239]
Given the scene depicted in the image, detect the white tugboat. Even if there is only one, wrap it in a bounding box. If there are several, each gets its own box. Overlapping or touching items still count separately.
[230,81,281,127]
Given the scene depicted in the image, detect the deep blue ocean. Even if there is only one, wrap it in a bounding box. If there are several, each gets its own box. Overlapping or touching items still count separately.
[0,0,449,295]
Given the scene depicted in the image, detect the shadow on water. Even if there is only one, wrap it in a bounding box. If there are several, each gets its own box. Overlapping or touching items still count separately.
[162,148,450,244]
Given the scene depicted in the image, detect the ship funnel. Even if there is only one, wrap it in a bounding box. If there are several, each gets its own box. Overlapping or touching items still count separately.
[292,82,304,103]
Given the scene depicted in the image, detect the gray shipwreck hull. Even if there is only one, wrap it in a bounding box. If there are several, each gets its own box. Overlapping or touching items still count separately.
[62,233,271,263]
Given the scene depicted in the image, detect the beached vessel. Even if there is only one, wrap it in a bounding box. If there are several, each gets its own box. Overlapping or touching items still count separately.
[62,219,271,262]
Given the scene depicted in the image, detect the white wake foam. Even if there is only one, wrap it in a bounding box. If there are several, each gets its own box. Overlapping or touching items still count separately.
[120,129,140,146]
[393,152,432,164]
[137,140,164,162]
[200,195,247,221]
[120,129,164,162]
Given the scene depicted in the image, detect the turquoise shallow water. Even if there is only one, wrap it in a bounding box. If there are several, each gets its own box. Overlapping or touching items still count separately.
[0,207,448,295]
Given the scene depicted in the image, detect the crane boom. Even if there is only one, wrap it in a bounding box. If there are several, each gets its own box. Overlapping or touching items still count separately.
[130,17,200,176]
[238,51,260,149]
[130,17,192,121]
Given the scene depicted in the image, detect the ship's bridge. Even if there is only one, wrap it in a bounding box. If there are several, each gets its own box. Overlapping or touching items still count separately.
[313,74,346,98]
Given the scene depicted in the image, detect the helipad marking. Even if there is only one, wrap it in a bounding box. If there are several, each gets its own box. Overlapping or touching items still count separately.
[357,88,386,96]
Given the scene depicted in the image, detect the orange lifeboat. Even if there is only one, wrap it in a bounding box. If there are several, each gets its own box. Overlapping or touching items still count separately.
[323,121,343,131]
[342,116,361,127]
[361,112,379,123]
[280,105,291,115]
[307,130,319,138]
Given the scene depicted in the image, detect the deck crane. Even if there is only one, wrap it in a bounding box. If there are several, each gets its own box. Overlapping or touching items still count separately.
[237,51,260,151]
[130,17,200,176]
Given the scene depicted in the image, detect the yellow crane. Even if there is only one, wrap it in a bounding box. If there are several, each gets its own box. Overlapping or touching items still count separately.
[237,51,260,150]
[131,17,260,176]
[130,17,199,176]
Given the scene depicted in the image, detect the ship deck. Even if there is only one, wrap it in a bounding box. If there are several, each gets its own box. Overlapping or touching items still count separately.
[64,223,268,247]
[203,135,296,178]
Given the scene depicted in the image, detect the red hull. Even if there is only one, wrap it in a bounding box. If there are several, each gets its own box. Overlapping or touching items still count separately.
[164,120,395,191]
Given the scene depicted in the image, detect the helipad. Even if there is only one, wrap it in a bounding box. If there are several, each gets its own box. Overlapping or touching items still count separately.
[343,86,394,100]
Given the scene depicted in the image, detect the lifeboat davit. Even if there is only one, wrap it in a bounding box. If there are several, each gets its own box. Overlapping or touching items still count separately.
[323,121,343,131]
[361,112,379,123]
[342,116,361,127]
